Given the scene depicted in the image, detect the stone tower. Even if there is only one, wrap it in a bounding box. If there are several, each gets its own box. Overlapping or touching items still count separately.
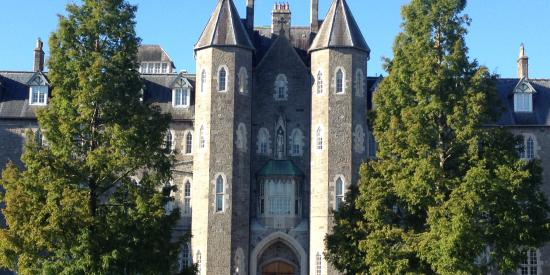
[308,0,370,274]
[192,0,254,274]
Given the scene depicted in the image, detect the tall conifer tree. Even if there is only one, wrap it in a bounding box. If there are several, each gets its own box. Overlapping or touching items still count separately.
[326,0,550,274]
[0,0,187,274]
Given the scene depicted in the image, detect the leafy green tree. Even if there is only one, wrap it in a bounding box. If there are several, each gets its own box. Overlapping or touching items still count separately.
[326,0,550,274]
[0,0,190,274]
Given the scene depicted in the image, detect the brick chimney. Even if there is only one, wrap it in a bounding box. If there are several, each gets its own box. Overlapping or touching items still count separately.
[33,38,45,72]
[311,0,319,33]
[272,3,291,39]
[518,43,528,79]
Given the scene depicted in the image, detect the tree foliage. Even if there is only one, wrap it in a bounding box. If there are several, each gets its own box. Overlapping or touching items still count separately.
[0,0,188,274]
[326,0,550,274]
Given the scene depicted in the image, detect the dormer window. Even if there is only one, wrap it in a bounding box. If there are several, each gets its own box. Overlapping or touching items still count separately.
[30,86,48,105]
[513,80,535,113]
[173,88,190,107]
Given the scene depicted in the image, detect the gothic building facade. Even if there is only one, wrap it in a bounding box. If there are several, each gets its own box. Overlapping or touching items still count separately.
[0,0,549,274]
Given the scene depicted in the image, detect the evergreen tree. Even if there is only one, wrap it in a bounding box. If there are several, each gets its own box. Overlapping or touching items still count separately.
[0,0,188,274]
[326,0,550,274]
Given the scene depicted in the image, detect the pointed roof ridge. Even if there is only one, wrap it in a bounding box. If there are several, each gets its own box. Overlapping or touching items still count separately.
[194,0,254,51]
[309,0,369,54]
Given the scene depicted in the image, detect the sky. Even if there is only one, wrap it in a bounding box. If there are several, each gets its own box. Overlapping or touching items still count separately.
[0,0,549,78]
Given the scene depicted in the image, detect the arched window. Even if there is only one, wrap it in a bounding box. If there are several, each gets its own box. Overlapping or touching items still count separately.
[236,123,247,152]
[526,136,535,159]
[355,69,364,97]
[199,126,206,149]
[316,71,323,94]
[290,129,304,156]
[336,68,344,94]
[185,132,193,154]
[215,175,224,212]
[181,243,190,268]
[353,125,365,153]
[316,127,323,150]
[257,128,270,155]
[316,252,322,275]
[273,74,288,101]
[335,177,344,210]
[165,131,173,151]
[201,70,207,94]
[218,67,227,92]
[238,67,248,94]
[183,181,191,215]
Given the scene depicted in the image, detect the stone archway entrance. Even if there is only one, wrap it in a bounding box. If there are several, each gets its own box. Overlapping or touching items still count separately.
[250,232,308,275]
[262,260,295,275]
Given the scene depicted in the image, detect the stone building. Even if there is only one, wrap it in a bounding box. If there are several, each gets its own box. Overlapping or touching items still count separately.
[0,0,549,275]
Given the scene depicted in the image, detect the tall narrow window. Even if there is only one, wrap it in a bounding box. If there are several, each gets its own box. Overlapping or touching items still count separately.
[526,137,535,159]
[259,181,265,214]
[519,248,538,275]
[196,251,202,274]
[317,71,323,94]
[316,127,323,150]
[165,131,173,151]
[291,129,304,156]
[218,67,227,92]
[35,129,44,147]
[161,63,168,74]
[154,63,161,74]
[239,67,248,94]
[199,126,205,149]
[185,132,193,154]
[316,252,322,275]
[368,131,377,158]
[184,181,191,215]
[201,70,207,94]
[181,243,190,268]
[336,69,344,93]
[215,176,224,212]
[257,128,270,155]
[335,177,344,210]
[355,69,364,97]
[273,74,288,101]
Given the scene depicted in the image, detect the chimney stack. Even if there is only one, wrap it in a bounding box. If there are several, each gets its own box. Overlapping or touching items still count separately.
[518,43,529,79]
[33,38,44,72]
[246,0,254,32]
[272,2,291,39]
[311,0,319,33]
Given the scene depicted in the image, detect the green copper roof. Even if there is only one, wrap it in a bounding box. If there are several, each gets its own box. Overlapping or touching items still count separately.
[257,160,305,177]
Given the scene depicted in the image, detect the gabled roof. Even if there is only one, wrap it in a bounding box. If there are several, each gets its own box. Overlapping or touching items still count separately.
[194,0,254,51]
[26,71,49,86]
[309,0,370,54]
[0,71,48,119]
[513,77,537,94]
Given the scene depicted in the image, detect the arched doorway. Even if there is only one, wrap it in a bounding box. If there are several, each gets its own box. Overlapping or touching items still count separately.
[262,260,295,275]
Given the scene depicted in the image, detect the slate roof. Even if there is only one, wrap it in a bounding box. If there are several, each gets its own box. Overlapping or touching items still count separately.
[194,0,254,51]
[309,0,370,54]
[0,71,48,119]
[0,71,195,121]
[138,45,175,69]
[141,73,195,121]
[495,78,550,126]
[257,160,305,178]
[253,26,311,66]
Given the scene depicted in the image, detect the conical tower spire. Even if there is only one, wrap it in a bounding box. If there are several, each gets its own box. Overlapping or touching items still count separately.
[309,0,369,54]
[195,0,254,51]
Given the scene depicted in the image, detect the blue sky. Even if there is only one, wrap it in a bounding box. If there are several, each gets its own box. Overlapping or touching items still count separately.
[0,0,548,78]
